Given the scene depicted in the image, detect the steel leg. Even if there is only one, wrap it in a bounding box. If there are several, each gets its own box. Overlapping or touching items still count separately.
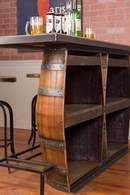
[0,101,16,156]
[40,173,44,195]
[28,95,37,146]
[0,103,10,172]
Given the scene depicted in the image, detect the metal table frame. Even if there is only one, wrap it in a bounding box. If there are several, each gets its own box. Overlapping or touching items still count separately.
[0,145,54,195]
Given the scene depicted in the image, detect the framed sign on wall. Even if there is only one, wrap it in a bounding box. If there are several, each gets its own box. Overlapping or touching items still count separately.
[17,0,83,35]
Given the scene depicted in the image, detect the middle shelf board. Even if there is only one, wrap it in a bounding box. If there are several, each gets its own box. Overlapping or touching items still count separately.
[65,104,102,128]
[65,98,130,128]
[106,97,130,114]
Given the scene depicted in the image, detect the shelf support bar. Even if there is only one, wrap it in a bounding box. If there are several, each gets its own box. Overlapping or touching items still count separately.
[100,53,109,160]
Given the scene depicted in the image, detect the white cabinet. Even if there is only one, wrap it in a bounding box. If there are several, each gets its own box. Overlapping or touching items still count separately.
[0,60,41,129]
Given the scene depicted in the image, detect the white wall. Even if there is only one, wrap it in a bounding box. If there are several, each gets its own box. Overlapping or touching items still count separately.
[0,60,41,129]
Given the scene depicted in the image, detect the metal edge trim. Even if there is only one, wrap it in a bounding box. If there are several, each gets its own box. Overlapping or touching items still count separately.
[41,63,64,71]
[38,88,64,97]
[39,136,65,149]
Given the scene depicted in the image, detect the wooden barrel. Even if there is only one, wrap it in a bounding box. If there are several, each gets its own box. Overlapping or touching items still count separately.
[37,48,70,191]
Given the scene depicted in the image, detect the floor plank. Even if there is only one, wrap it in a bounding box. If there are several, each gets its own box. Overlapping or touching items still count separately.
[0,128,130,195]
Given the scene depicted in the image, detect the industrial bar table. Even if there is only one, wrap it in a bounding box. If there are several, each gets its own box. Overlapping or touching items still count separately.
[0,33,130,192]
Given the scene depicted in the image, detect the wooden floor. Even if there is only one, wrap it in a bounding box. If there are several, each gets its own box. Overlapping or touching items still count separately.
[0,129,130,195]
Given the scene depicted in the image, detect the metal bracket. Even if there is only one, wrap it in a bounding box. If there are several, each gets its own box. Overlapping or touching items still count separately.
[41,63,64,71]
[101,64,108,69]
[39,136,65,149]
[38,88,64,97]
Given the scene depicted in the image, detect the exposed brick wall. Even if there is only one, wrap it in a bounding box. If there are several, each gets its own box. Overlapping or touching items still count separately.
[0,0,42,60]
[0,0,130,60]
[83,0,130,45]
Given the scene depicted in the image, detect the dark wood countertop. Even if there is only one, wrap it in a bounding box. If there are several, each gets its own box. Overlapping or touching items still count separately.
[0,33,130,55]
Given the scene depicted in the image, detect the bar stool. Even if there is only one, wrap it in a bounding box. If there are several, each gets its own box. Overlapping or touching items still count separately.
[28,95,38,147]
[0,100,16,159]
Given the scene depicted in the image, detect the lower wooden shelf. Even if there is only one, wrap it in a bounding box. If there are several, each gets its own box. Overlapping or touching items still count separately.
[69,145,128,192]
[108,143,128,157]
[68,143,128,185]
[68,161,99,184]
